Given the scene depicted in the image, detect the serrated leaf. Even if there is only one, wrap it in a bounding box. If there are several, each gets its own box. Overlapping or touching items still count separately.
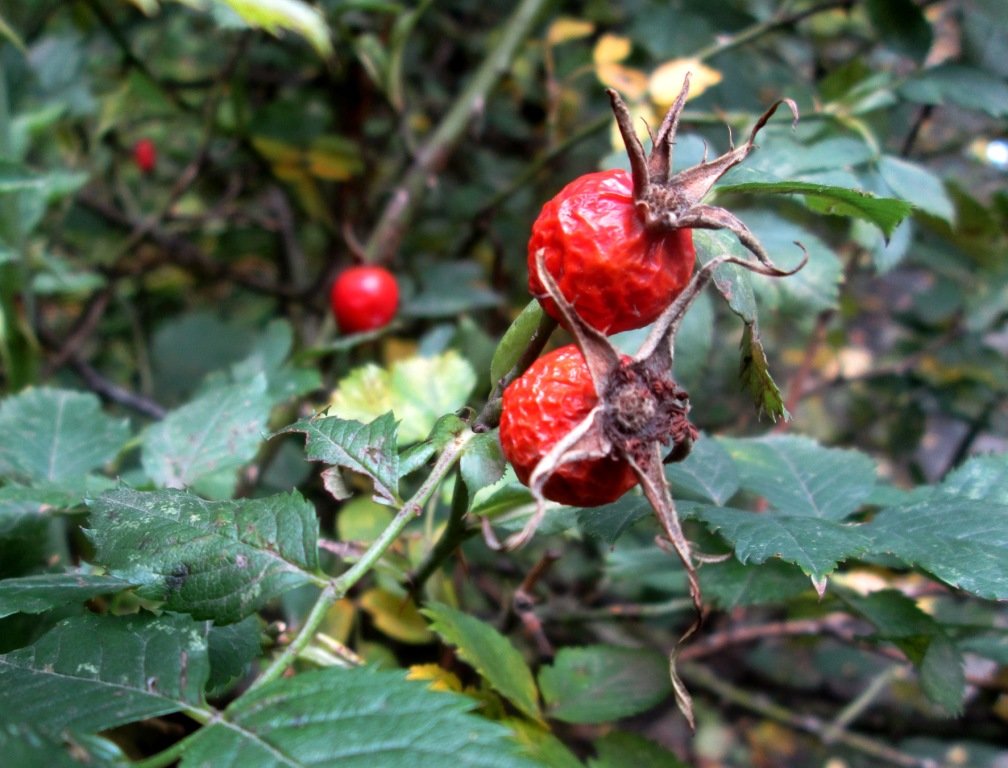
[589,731,689,768]
[0,612,208,731]
[863,498,1008,599]
[699,557,811,609]
[490,300,545,385]
[0,388,129,485]
[877,155,955,223]
[538,645,670,724]
[460,431,507,501]
[939,454,1008,503]
[694,229,756,322]
[142,376,271,499]
[689,505,871,580]
[206,616,262,697]
[739,323,788,422]
[423,602,540,721]
[181,667,538,768]
[0,723,127,767]
[207,0,333,58]
[282,412,400,503]
[87,489,320,623]
[899,64,1008,117]
[665,435,740,505]
[920,634,965,715]
[0,573,135,618]
[577,495,651,545]
[328,351,476,445]
[718,434,878,520]
[717,178,912,239]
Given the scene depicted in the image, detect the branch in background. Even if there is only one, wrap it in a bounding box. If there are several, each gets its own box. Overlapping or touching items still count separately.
[362,0,550,265]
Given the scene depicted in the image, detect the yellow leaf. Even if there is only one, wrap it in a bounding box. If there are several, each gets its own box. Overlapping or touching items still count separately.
[546,17,594,46]
[337,496,395,543]
[322,598,356,644]
[407,663,464,693]
[608,101,658,153]
[595,62,649,101]
[649,58,723,107]
[359,588,434,644]
[592,33,632,66]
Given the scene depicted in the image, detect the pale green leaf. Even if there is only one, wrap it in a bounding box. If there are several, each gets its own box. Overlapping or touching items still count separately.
[878,155,955,223]
[0,388,129,485]
[423,602,540,721]
[0,612,208,731]
[899,64,1008,117]
[142,376,271,499]
[87,489,320,623]
[718,435,877,519]
[939,454,1008,504]
[920,634,965,715]
[328,351,476,445]
[203,0,333,58]
[181,667,538,768]
[538,646,670,724]
[460,431,507,501]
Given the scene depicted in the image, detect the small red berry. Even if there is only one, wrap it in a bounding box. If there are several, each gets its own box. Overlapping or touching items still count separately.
[330,265,400,333]
[133,139,157,174]
[528,168,695,335]
[499,344,638,507]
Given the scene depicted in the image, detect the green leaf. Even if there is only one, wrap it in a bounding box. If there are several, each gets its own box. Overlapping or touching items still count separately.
[689,505,871,580]
[899,64,1008,117]
[141,376,271,500]
[0,12,27,54]
[206,616,262,697]
[0,485,79,577]
[422,602,540,721]
[577,495,651,545]
[694,229,756,322]
[840,589,939,643]
[0,723,127,767]
[589,732,689,768]
[866,0,932,61]
[327,351,477,445]
[939,454,1008,504]
[181,667,538,768]
[538,645,670,724]
[877,155,955,223]
[718,435,878,520]
[205,0,333,58]
[282,412,400,504]
[460,431,507,501]
[863,498,1008,599]
[718,173,911,239]
[0,388,129,485]
[665,435,740,505]
[400,262,503,318]
[920,634,965,715]
[699,557,811,609]
[0,573,135,618]
[507,719,583,768]
[490,300,545,385]
[228,319,322,403]
[738,323,788,422]
[0,161,88,201]
[87,489,320,623]
[0,612,209,731]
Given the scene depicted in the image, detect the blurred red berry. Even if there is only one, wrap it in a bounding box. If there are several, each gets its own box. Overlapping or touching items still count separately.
[330,265,400,333]
[133,139,157,173]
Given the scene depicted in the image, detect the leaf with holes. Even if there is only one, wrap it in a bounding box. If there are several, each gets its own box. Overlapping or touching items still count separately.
[281,412,400,504]
[0,612,208,732]
[87,488,320,623]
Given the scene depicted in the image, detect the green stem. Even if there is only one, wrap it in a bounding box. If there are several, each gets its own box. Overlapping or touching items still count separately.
[407,467,473,595]
[362,0,550,264]
[249,428,475,691]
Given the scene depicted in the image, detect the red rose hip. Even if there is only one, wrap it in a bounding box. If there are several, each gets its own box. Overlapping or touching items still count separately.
[330,265,399,333]
[499,344,638,507]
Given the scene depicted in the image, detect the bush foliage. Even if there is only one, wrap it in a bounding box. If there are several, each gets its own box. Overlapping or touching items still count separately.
[1,1,1006,766]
